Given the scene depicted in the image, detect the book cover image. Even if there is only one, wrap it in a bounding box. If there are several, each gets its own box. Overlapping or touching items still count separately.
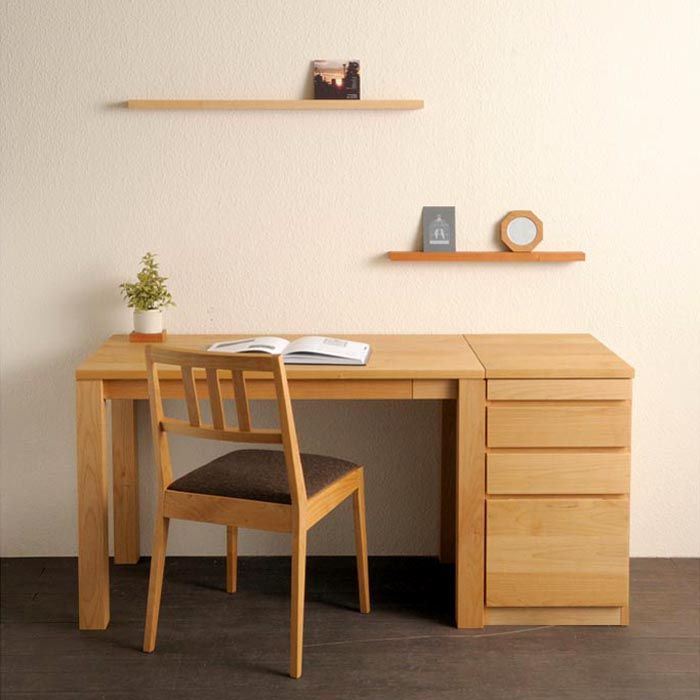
[313,60,360,100]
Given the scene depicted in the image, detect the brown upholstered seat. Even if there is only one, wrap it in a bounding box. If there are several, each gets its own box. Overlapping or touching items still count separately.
[168,449,360,504]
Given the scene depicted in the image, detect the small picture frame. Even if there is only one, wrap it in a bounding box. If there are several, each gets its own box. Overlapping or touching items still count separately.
[313,60,360,100]
[422,206,456,252]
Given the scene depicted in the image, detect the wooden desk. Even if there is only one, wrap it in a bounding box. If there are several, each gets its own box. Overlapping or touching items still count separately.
[75,334,485,630]
[75,333,633,631]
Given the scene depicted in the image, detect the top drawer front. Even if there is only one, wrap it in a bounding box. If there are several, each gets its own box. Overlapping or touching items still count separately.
[488,379,632,401]
[487,403,631,448]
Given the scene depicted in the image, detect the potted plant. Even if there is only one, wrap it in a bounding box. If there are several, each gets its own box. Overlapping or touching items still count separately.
[119,252,174,334]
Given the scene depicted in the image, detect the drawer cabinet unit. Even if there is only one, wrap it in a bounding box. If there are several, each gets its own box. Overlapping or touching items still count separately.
[465,335,634,627]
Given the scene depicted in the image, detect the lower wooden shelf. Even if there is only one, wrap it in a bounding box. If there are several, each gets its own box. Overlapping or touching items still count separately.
[388,251,586,262]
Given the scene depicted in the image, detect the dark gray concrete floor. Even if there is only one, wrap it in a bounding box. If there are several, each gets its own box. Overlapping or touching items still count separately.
[1,556,698,699]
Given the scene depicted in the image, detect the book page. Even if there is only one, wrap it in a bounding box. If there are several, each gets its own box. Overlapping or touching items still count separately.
[284,336,368,361]
[207,337,289,355]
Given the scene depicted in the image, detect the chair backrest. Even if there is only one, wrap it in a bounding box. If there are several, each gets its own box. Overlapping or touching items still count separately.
[145,346,306,505]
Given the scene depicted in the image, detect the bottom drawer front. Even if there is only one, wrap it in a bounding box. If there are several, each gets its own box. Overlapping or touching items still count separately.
[486,497,629,607]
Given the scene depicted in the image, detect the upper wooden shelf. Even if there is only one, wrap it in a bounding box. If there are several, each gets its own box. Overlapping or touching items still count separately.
[388,251,586,262]
[127,99,424,111]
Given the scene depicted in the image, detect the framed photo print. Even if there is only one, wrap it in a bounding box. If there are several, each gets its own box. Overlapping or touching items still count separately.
[422,206,456,252]
[313,60,360,100]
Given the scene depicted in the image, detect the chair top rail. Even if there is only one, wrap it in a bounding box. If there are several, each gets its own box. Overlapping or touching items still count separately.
[147,346,280,373]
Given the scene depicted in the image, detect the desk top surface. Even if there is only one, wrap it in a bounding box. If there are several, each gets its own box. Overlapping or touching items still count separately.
[465,334,634,378]
[76,334,485,380]
[76,333,633,381]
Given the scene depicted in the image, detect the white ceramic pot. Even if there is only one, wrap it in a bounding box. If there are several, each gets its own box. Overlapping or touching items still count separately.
[133,309,163,334]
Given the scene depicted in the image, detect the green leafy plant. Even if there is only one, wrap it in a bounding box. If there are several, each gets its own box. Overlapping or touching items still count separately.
[119,252,174,312]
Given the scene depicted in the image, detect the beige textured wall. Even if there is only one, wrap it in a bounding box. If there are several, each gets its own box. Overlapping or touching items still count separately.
[1,0,699,557]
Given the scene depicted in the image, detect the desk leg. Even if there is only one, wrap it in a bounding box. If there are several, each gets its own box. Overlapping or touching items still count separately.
[77,380,110,629]
[439,400,456,563]
[455,379,485,628]
[112,400,140,564]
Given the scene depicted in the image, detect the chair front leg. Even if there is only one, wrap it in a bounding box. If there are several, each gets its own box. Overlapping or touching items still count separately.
[143,502,169,653]
[289,525,307,678]
[353,470,371,614]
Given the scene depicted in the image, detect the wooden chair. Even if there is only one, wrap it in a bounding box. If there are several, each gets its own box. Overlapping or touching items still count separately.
[142,347,370,678]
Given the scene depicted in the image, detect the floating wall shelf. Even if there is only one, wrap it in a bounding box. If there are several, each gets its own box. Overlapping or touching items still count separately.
[388,251,586,263]
[127,99,424,111]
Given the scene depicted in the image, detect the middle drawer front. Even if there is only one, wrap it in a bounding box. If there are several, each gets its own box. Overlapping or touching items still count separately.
[487,451,630,495]
[487,403,631,448]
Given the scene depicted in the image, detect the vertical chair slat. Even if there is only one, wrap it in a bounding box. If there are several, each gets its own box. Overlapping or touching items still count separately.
[206,368,226,430]
[181,366,201,427]
[232,370,252,431]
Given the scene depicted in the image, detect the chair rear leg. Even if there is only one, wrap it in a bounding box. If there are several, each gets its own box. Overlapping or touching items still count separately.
[226,525,238,593]
[143,509,169,652]
[353,471,371,614]
[289,526,307,679]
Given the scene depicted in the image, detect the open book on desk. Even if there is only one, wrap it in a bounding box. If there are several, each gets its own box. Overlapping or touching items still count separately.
[207,336,371,366]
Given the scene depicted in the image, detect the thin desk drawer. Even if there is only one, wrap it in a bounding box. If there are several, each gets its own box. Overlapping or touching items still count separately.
[486,497,629,607]
[487,451,630,495]
[487,379,632,401]
[103,378,414,401]
[487,403,631,448]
